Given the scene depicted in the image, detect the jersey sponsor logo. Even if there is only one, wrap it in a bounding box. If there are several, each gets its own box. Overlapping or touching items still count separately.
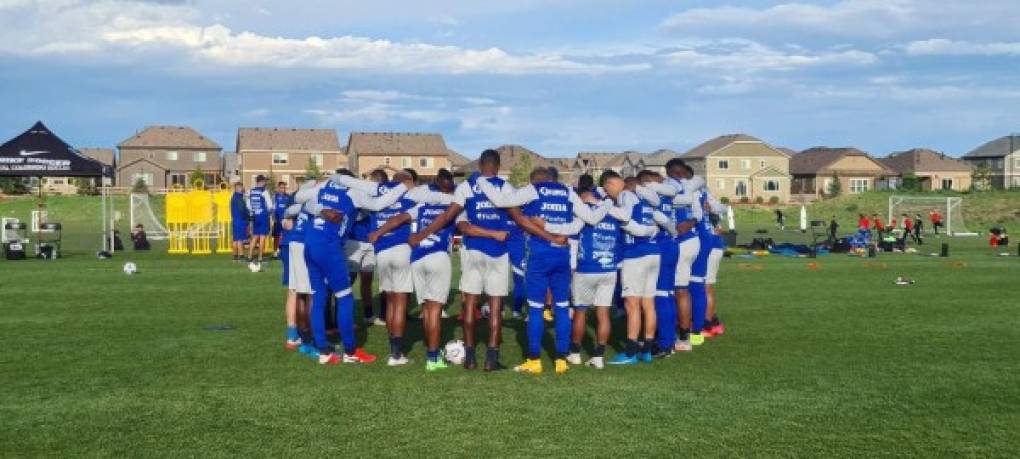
[595,222,617,231]
[473,200,495,210]
[540,202,568,212]
[538,186,568,197]
[320,193,339,203]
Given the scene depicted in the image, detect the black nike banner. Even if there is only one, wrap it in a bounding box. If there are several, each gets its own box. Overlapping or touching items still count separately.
[0,121,108,177]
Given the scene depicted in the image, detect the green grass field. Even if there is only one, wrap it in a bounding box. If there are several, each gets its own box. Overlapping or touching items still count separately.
[2,194,1020,456]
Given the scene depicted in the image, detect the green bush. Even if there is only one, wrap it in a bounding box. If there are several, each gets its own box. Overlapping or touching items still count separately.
[768,196,780,205]
[132,177,149,194]
[755,196,765,204]
[739,196,750,204]
[845,203,859,212]
[74,178,98,196]
[720,196,730,204]
[0,177,29,195]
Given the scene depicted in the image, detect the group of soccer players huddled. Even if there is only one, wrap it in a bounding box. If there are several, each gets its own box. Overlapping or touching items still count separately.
[232,148,728,374]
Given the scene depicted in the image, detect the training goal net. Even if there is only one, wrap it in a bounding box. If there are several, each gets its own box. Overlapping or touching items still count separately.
[130,193,170,240]
[888,196,972,236]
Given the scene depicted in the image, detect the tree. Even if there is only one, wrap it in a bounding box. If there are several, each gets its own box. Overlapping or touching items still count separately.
[901,171,920,191]
[74,178,98,196]
[971,163,991,191]
[305,156,323,180]
[132,176,149,194]
[188,166,206,189]
[826,175,842,197]
[0,177,28,195]
[508,153,532,187]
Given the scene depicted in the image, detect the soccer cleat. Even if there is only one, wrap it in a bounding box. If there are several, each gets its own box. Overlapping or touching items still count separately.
[691,333,705,346]
[514,359,543,375]
[387,355,410,367]
[343,348,377,364]
[554,359,569,374]
[483,358,507,372]
[463,348,477,370]
[426,358,449,372]
[653,349,673,359]
[566,353,582,365]
[587,356,605,370]
[365,316,378,325]
[440,309,450,319]
[639,351,653,363]
[543,309,554,322]
[607,353,638,365]
[674,339,692,352]
[318,353,340,365]
[702,328,716,338]
[511,311,523,320]
[709,323,725,336]
[285,339,302,350]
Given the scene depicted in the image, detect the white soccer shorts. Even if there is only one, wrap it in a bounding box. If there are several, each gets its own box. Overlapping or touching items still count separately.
[620,254,661,298]
[674,237,700,288]
[706,248,724,285]
[459,249,509,296]
[376,243,413,293]
[344,240,376,273]
[287,241,312,294]
[412,251,452,305]
[572,272,617,307]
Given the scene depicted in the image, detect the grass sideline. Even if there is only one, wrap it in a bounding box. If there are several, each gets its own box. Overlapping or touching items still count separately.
[2,195,1020,456]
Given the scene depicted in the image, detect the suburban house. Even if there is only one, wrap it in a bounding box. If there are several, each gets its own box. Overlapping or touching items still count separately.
[878,148,972,191]
[681,134,792,203]
[961,134,1020,189]
[791,147,893,197]
[347,132,451,180]
[638,149,682,177]
[460,144,560,182]
[448,149,470,176]
[39,147,116,193]
[236,127,345,188]
[572,151,641,179]
[221,151,238,184]
[117,126,223,189]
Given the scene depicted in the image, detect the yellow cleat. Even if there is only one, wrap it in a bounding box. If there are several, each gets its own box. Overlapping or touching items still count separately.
[691,333,705,346]
[514,358,543,375]
[554,358,569,375]
[543,309,554,322]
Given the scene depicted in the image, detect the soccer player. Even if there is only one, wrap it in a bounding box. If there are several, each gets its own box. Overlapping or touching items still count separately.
[247,175,274,265]
[662,159,702,352]
[230,182,250,262]
[474,167,613,374]
[279,202,310,350]
[702,195,728,338]
[295,175,411,365]
[930,209,943,235]
[272,181,291,257]
[636,170,683,358]
[507,212,527,320]
[688,174,715,346]
[346,169,387,326]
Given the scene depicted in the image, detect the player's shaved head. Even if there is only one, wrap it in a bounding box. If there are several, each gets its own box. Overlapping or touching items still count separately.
[530,167,551,183]
[636,169,660,183]
[479,149,501,176]
[600,170,624,198]
[369,169,388,183]
[435,168,455,193]
[665,158,687,179]
[624,177,638,191]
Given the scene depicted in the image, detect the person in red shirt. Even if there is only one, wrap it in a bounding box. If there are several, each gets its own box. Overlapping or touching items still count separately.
[871,213,884,238]
[930,210,943,235]
[902,214,920,244]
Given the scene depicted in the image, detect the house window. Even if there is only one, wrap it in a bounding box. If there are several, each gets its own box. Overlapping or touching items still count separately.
[762,179,780,192]
[741,159,751,170]
[941,178,954,190]
[165,151,178,161]
[718,160,729,170]
[735,180,747,197]
[193,152,207,162]
[133,173,154,186]
[383,156,391,165]
[310,154,324,167]
[401,157,412,168]
[169,174,188,186]
[849,178,870,193]
[1014,158,1020,169]
[995,159,1003,169]
[272,153,288,165]
[419,157,433,168]
[760,160,766,168]
[716,179,725,190]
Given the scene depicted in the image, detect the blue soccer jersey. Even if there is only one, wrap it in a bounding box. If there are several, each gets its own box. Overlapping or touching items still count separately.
[576,211,622,274]
[370,181,415,253]
[620,191,659,259]
[458,175,510,257]
[410,196,455,263]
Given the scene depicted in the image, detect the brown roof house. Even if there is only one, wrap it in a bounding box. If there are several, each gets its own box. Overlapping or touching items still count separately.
[447,149,471,176]
[117,126,222,190]
[961,134,1020,189]
[791,147,893,197]
[636,149,682,177]
[681,134,792,203]
[879,148,972,191]
[347,132,451,180]
[460,145,563,184]
[237,127,345,188]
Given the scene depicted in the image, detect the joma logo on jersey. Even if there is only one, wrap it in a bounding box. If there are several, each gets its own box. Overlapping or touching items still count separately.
[596,222,617,231]
[541,203,567,212]
[538,187,568,197]
[320,194,339,203]
[422,208,445,217]
[474,201,495,210]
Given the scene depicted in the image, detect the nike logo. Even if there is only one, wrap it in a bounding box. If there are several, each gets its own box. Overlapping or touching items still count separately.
[19,150,48,156]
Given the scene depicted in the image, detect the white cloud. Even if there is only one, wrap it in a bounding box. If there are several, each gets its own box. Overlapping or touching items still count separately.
[0,0,644,75]
[661,40,876,72]
[905,39,1020,56]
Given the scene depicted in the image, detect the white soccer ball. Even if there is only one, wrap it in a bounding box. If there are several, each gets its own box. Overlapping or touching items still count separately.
[444,340,466,365]
[248,261,262,273]
[480,303,490,319]
[122,262,137,275]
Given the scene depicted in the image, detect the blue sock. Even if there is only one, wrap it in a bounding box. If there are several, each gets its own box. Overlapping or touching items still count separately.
[427,349,439,362]
[690,281,707,333]
[554,307,571,357]
[527,306,544,359]
[654,295,676,351]
[310,289,331,353]
[336,294,356,354]
[512,272,526,313]
[286,325,299,341]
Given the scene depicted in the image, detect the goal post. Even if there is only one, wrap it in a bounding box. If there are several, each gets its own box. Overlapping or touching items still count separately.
[888,195,969,236]
[130,193,170,240]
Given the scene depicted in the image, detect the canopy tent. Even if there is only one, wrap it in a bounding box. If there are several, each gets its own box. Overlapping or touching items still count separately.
[0,121,108,177]
[0,121,115,254]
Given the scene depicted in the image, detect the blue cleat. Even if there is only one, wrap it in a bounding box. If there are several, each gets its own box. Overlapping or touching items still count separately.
[607,353,638,365]
[639,351,653,363]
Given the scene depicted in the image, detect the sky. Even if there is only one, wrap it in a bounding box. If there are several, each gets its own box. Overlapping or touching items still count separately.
[1,0,1019,158]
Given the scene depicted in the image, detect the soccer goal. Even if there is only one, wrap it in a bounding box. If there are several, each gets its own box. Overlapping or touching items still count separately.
[888,196,972,236]
[130,193,170,240]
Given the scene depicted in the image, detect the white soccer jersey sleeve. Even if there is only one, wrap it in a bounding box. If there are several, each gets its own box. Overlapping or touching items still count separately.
[568,189,610,225]
[453,182,473,207]
[476,179,536,208]
[405,185,454,205]
[347,183,408,212]
[329,175,380,195]
[634,185,661,207]
[654,210,678,237]
[621,220,659,237]
[263,189,274,212]
[545,219,585,236]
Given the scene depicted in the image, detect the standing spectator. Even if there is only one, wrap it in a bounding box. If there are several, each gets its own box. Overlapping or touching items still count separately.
[871,213,884,239]
[930,209,943,235]
[913,214,924,245]
[828,216,839,242]
[902,214,920,244]
[775,209,786,230]
[857,214,870,233]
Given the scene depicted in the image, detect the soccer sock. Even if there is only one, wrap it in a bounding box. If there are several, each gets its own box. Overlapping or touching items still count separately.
[624,339,638,357]
[336,294,356,354]
[310,289,331,354]
[427,349,439,362]
[527,306,544,359]
[389,336,404,357]
[554,307,571,358]
[594,345,605,357]
[654,295,676,351]
[286,326,299,341]
[570,343,581,354]
[486,347,499,363]
[678,328,691,341]
[690,281,707,333]
[512,270,526,313]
